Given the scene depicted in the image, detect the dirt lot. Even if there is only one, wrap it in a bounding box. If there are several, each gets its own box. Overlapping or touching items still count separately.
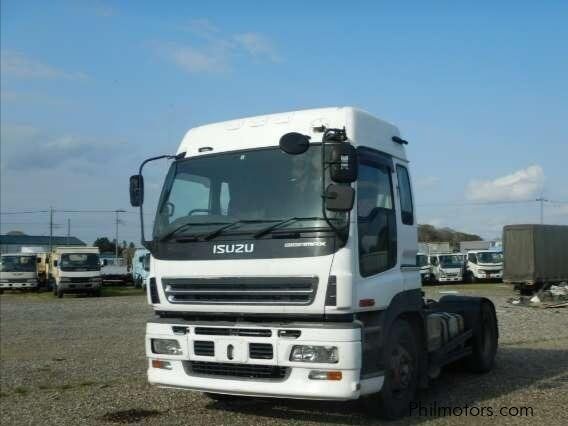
[1,284,567,425]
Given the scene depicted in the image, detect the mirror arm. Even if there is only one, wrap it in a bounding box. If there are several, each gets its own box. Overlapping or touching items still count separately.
[137,152,186,248]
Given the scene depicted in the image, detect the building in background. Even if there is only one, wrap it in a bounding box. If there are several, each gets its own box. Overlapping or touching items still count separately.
[0,235,86,254]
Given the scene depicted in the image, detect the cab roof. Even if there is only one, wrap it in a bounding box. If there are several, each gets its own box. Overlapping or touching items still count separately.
[178,107,408,161]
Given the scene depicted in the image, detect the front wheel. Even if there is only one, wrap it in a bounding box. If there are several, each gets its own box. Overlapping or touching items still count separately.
[366,319,419,420]
[56,286,64,298]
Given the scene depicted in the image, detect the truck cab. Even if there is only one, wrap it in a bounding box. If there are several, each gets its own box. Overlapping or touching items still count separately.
[465,250,503,282]
[0,253,39,291]
[429,253,464,283]
[130,107,498,419]
[49,246,102,297]
[416,253,431,283]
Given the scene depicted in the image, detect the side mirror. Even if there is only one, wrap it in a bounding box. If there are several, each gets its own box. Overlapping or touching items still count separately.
[329,144,358,183]
[129,174,144,207]
[325,184,355,212]
[279,132,310,155]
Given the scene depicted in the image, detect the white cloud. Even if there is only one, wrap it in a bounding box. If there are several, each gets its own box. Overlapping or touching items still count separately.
[234,33,280,62]
[0,50,88,80]
[170,45,229,74]
[466,165,545,202]
[160,19,281,74]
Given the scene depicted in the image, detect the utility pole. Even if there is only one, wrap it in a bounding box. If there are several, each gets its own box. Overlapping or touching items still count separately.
[536,197,548,224]
[49,207,54,252]
[115,209,126,262]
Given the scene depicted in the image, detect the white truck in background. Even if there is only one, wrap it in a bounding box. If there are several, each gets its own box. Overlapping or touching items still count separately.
[21,246,49,288]
[132,248,150,288]
[0,253,39,292]
[465,250,503,283]
[129,107,498,419]
[429,253,464,283]
[416,253,431,283]
[49,246,102,298]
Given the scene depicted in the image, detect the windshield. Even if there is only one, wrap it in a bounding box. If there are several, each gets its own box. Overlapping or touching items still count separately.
[60,253,101,271]
[417,254,428,267]
[153,145,344,240]
[477,252,503,264]
[439,255,463,269]
[0,255,36,272]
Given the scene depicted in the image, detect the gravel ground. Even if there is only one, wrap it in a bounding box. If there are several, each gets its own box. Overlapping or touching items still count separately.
[1,284,567,425]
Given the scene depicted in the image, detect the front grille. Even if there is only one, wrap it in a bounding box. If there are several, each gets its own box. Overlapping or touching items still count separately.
[249,343,273,359]
[70,277,90,283]
[162,277,318,305]
[2,278,27,283]
[194,341,214,356]
[186,361,288,380]
[195,327,271,337]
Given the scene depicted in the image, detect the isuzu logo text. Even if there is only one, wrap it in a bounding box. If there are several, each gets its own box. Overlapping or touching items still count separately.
[213,243,254,254]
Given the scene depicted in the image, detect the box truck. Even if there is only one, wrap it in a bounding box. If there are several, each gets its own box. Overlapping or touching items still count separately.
[49,246,102,297]
[416,253,431,283]
[129,107,498,419]
[0,253,39,292]
[21,246,49,288]
[503,224,568,293]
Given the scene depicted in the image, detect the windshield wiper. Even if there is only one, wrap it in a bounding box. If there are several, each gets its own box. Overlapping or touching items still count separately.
[159,221,231,241]
[253,217,327,239]
[202,219,279,241]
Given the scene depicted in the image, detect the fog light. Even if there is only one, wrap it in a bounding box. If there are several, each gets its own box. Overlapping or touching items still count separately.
[290,345,338,363]
[151,359,173,370]
[151,339,182,355]
[309,370,342,380]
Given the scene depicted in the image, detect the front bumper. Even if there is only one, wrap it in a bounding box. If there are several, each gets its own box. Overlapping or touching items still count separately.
[0,280,38,289]
[474,272,502,280]
[146,320,377,400]
[438,276,462,282]
[59,281,101,291]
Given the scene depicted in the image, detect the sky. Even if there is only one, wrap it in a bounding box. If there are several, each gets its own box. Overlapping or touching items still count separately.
[1,0,567,245]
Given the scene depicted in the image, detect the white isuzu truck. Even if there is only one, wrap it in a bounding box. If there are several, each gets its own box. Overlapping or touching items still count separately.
[429,253,464,283]
[129,107,498,419]
[49,246,102,298]
[0,253,39,292]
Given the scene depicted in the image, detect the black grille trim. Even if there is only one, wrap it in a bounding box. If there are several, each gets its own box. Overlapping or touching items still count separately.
[194,341,214,356]
[185,361,288,380]
[149,278,160,304]
[162,276,318,306]
[194,327,272,337]
[249,343,273,360]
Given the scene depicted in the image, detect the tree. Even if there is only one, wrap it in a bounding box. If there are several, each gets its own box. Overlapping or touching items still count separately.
[93,237,116,254]
[6,230,26,235]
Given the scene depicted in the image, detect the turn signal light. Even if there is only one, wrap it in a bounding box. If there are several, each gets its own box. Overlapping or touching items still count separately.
[308,370,343,380]
[359,298,375,307]
[151,359,172,370]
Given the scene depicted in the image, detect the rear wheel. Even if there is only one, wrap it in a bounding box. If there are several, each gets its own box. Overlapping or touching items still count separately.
[465,302,498,373]
[366,319,419,420]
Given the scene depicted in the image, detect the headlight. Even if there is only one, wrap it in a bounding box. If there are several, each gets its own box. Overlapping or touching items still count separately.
[290,345,338,363]
[151,339,182,355]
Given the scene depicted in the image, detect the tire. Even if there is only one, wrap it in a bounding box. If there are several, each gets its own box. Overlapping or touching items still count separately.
[366,319,419,420]
[53,283,58,296]
[134,276,142,289]
[465,302,498,373]
[57,287,64,298]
